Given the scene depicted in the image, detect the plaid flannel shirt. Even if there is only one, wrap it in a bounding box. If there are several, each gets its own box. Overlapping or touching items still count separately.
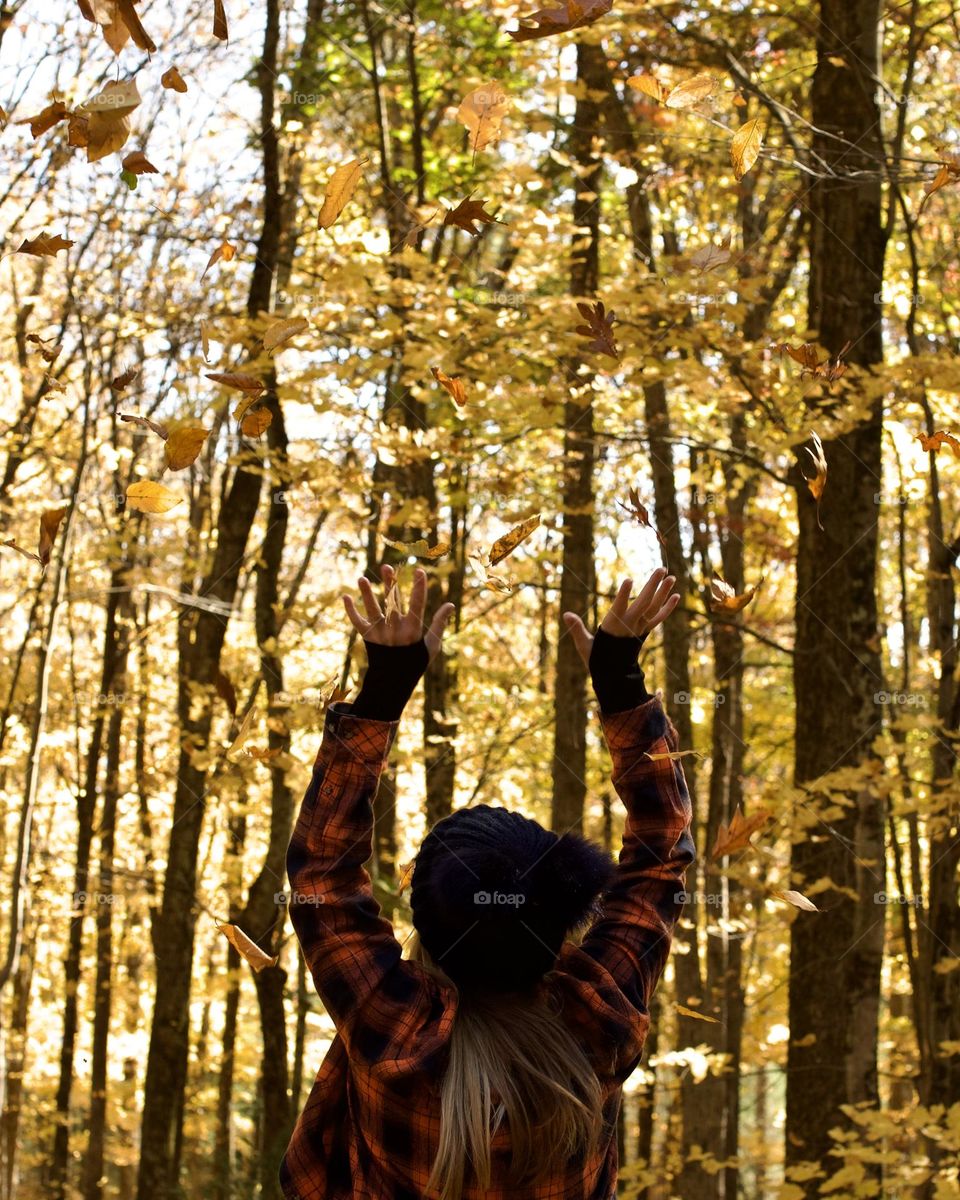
[281,695,695,1200]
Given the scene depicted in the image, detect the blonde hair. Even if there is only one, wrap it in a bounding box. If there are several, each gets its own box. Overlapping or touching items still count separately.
[408,931,608,1200]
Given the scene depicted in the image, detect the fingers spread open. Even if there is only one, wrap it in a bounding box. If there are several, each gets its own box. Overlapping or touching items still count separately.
[357,576,383,623]
[343,594,369,634]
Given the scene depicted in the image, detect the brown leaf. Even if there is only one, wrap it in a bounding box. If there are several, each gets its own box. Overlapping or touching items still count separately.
[26,333,59,362]
[161,65,188,93]
[575,299,619,360]
[689,233,731,274]
[121,150,158,175]
[731,117,764,180]
[317,158,367,229]
[457,83,509,155]
[508,0,612,41]
[114,0,156,52]
[200,240,236,282]
[119,412,168,439]
[617,487,666,545]
[205,372,265,395]
[110,366,140,392]
[397,859,416,893]
[382,537,451,560]
[213,0,228,40]
[664,73,717,109]
[919,162,959,215]
[164,424,210,471]
[19,100,69,139]
[216,921,278,972]
[80,78,141,162]
[240,407,272,438]
[711,806,772,859]
[431,366,467,407]
[801,431,827,531]
[125,480,181,514]
[1,539,41,565]
[442,197,499,236]
[38,506,68,567]
[67,113,89,148]
[215,669,238,716]
[709,576,761,615]
[263,316,309,352]
[17,232,74,257]
[917,430,960,457]
[488,513,541,566]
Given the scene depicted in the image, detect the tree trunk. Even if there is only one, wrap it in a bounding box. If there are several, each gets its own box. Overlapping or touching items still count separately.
[787,0,887,1185]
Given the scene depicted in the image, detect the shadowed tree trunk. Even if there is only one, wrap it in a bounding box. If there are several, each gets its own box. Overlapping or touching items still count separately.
[787,0,888,1187]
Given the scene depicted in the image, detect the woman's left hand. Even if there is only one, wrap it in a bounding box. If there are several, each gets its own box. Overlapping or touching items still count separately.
[343,563,455,663]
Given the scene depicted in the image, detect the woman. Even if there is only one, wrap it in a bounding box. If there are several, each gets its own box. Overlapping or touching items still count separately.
[281,563,696,1200]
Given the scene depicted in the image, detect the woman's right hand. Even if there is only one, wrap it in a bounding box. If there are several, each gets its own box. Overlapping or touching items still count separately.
[563,568,680,666]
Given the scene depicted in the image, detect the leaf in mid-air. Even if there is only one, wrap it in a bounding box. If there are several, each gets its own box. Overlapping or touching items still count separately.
[164,424,210,471]
[457,83,509,155]
[576,300,619,359]
[263,316,309,352]
[317,158,367,229]
[126,480,181,514]
[710,576,761,615]
[17,232,74,257]
[431,366,467,407]
[442,198,499,236]
[508,0,612,42]
[205,372,265,395]
[711,805,772,859]
[488,513,541,566]
[200,240,236,282]
[801,431,827,531]
[161,66,188,92]
[216,922,278,972]
[664,73,717,109]
[731,117,764,180]
[917,430,960,457]
[80,78,141,162]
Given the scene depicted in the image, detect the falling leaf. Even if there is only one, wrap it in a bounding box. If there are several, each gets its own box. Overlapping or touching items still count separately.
[576,300,619,359]
[645,749,704,763]
[431,366,467,407]
[125,480,181,514]
[774,340,850,383]
[80,78,141,163]
[677,1003,721,1024]
[263,316,309,352]
[213,0,228,40]
[112,0,156,52]
[17,232,74,257]
[508,0,612,41]
[382,537,451,560]
[617,487,666,545]
[383,580,402,620]
[711,805,772,859]
[317,158,367,229]
[1,539,41,564]
[205,371,265,395]
[664,73,717,109]
[216,921,278,972]
[119,413,169,439]
[227,704,255,757]
[626,75,665,103]
[161,66,188,93]
[215,669,238,716]
[19,100,69,139]
[67,113,89,148]
[458,82,509,156]
[442,197,499,236]
[110,366,140,392]
[26,334,59,362]
[200,319,211,362]
[469,553,514,593]
[919,161,960,215]
[731,117,764,180]
[240,407,272,438]
[917,430,960,457]
[164,424,210,471]
[801,431,827,531]
[121,150,158,175]
[774,889,819,912]
[489,514,541,566]
[200,240,236,282]
[397,859,416,892]
[709,576,761,615]
[38,506,68,567]
[689,234,731,274]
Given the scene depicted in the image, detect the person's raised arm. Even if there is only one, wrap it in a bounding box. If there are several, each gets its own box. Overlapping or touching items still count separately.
[285,565,454,1032]
[560,570,696,1078]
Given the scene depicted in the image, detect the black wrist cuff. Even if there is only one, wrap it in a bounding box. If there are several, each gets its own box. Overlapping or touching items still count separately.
[588,626,651,714]
[351,639,429,721]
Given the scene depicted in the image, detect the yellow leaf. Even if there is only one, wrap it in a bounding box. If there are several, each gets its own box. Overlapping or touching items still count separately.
[626,75,665,103]
[664,73,716,109]
[457,82,509,155]
[731,117,764,180]
[216,921,278,972]
[263,316,309,352]
[644,749,704,763]
[80,78,141,162]
[711,806,772,858]
[677,1003,721,1024]
[205,371,264,395]
[163,424,209,471]
[240,407,272,438]
[318,158,367,229]
[775,889,820,912]
[802,431,827,531]
[431,366,467,407]
[39,506,68,567]
[488,513,540,566]
[709,576,761,615]
[125,480,181,515]
[200,240,236,282]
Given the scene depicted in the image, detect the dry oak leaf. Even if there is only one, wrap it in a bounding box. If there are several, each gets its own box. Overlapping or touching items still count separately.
[17,232,74,257]
[397,859,416,893]
[442,197,499,236]
[39,506,69,567]
[709,575,761,615]
[263,316,309,352]
[164,424,210,471]
[431,366,467,407]
[216,921,278,972]
[457,82,509,156]
[240,407,272,438]
[317,157,367,229]
[98,0,157,53]
[383,536,451,560]
[19,100,69,139]
[205,372,265,395]
[125,480,181,514]
[122,150,158,175]
[488,513,541,566]
[801,431,827,531]
[731,117,764,180]
[617,487,666,545]
[508,0,612,42]
[80,78,141,163]
[119,412,168,439]
[918,430,960,457]
[200,239,236,282]
[676,1003,721,1024]
[774,889,819,912]
[576,299,619,360]
[110,366,140,392]
[711,805,772,859]
[161,66,188,93]
[689,233,731,274]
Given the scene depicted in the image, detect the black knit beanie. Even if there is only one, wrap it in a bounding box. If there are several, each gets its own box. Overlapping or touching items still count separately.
[409,805,617,993]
